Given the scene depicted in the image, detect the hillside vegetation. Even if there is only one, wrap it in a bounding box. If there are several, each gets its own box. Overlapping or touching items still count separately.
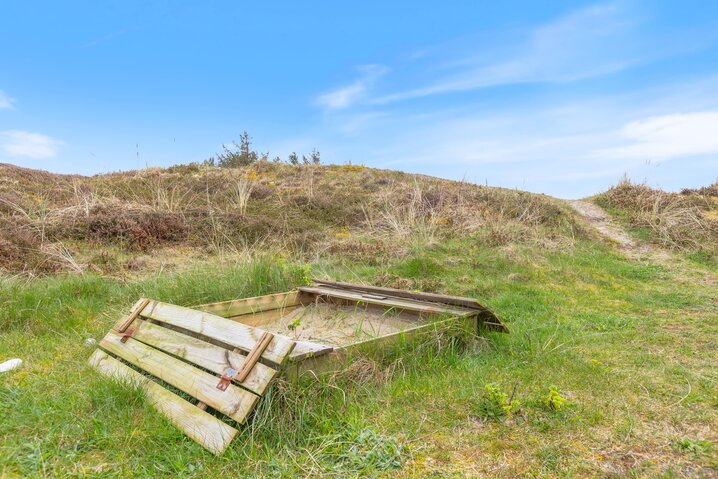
[1,164,717,477]
[0,162,582,276]
[595,177,718,262]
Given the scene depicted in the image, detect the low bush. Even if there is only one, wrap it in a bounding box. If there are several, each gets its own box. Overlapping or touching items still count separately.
[681,181,718,198]
[0,218,62,274]
[83,207,189,251]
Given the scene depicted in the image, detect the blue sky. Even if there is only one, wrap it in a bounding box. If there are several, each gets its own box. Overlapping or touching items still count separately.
[1,1,718,198]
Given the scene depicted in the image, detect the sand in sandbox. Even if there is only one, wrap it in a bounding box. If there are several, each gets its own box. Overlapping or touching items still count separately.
[259,302,427,347]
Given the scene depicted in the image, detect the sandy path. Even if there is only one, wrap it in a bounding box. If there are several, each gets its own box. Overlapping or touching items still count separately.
[569,201,636,248]
[569,200,717,286]
[569,200,659,260]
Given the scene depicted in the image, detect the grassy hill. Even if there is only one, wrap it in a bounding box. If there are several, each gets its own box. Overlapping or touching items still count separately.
[0,162,581,276]
[1,163,717,477]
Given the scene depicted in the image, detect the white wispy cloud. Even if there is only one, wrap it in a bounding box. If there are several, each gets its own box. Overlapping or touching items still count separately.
[0,90,14,109]
[373,3,635,104]
[0,130,64,158]
[597,111,718,161]
[316,65,388,110]
[314,73,718,197]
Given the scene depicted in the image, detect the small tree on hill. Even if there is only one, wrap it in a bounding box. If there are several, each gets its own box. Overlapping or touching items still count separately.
[217,131,258,168]
[237,131,257,164]
[310,149,320,164]
[288,152,299,165]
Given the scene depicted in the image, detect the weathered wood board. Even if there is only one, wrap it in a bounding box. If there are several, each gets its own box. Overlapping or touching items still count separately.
[89,349,239,455]
[308,280,508,332]
[140,300,295,365]
[298,286,474,317]
[129,319,278,395]
[101,331,259,423]
[195,291,301,318]
[89,298,296,455]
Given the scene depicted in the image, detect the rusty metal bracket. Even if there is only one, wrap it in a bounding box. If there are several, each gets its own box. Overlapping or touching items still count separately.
[118,328,135,344]
[216,332,274,391]
[216,368,236,391]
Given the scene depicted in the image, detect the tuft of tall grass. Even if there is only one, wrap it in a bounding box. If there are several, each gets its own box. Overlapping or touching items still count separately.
[596,177,718,255]
[227,175,255,215]
[364,181,440,244]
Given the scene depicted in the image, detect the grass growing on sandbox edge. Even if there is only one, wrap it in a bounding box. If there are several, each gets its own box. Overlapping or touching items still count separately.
[1,236,717,478]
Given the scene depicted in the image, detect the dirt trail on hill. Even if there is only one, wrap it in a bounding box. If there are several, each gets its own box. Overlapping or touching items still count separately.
[569,201,637,249]
[569,200,669,261]
[569,200,717,286]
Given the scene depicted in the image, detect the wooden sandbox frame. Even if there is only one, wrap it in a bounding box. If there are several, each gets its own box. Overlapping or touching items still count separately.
[194,279,507,376]
[89,279,505,454]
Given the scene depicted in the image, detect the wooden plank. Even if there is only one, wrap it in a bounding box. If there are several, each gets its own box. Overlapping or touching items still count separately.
[298,286,472,317]
[227,305,301,327]
[313,279,484,310]
[350,315,475,351]
[100,331,259,424]
[289,340,335,361]
[88,349,238,455]
[285,349,349,380]
[140,301,295,365]
[312,279,507,332]
[130,319,277,395]
[195,291,301,318]
[235,332,273,383]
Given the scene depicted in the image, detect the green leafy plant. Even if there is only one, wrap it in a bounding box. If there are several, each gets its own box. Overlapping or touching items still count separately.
[295,264,313,286]
[543,386,567,411]
[474,383,521,420]
[286,317,302,339]
[672,438,713,455]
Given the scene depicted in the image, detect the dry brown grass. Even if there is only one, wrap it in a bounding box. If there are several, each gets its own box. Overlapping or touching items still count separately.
[360,177,581,252]
[0,162,585,275]
[363,181,441,243]
[681,180,718,198]
[595,177,718,256]
[227,174,256,215]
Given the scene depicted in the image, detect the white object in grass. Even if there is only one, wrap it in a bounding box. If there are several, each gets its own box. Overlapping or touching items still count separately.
[0,358,22,373]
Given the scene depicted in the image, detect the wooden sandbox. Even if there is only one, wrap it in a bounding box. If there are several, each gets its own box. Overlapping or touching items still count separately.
[89,279,505,454]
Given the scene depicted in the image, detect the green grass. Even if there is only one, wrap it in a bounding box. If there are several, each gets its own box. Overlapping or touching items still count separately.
[1,236,717,477]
